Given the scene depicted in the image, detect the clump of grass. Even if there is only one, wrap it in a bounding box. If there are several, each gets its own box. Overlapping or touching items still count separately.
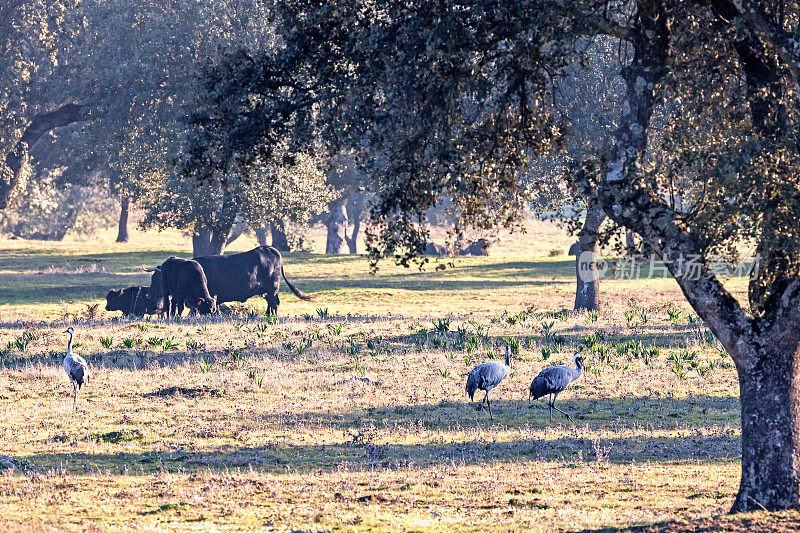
[161,337,179,351]
[85,303,101,321]
[146,336,164,348]
[666,307,683,325]
[316,307,329,319]
[198,356,213,373]
[548,249,561,257]
[100,336,113,349]
[7,330,39,353]
[186,339,201,351]
[328,323,342,335]
[585,311,599,323]
[541,346,552,360]
[432,317,450,333]
[122,337,136,349]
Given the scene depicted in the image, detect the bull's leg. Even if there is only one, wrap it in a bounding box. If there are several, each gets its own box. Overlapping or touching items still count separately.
[175,296,185,318]
[264,293,279,317]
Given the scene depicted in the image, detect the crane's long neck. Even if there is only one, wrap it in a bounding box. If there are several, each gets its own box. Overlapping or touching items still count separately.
[66,331,74,355]
[575,356,583,374]
[504,351,511,368]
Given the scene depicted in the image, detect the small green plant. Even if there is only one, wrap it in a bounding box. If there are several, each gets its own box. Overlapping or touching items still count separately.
[8,331,39,353]
[541,346,552,360]
[316,307,329,319]
[548,249,561,257]
[594,344,611,365]
[186,339,201,350]
[540,320,555,334]
[199,356,213,373]
[196,325,208,335]
[328,324,343,336]
[636,308,650,325]
[162,337,179,351]
[623,310,637,328]
[344,337,361,356]
[432,317,451,333]
[303,312,314,321]
[100,336,113,349]
[264,314,278,325]
[122,337,136,349]
[437,368,451,378]
[585,311,599,323]
[504,337,521,355]
[72,342,83,349]
[136,323,148,331]
[666,307,682,325]
[146,336,164,348]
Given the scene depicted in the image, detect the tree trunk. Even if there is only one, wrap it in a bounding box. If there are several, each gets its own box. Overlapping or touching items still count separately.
[116,197,130,243]
[325,197,348,254]
[254,226,269,247]
[193,229,214,257]
[625,230,637,257]
[1,103,85,209]
[271,220,290,252]
[208,229,228,256]
[574,201,606,311]
[731,343,800,512]
[345,217,361,254]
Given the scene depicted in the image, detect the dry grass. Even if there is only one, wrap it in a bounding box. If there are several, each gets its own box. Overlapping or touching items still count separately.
[0,223,778,531]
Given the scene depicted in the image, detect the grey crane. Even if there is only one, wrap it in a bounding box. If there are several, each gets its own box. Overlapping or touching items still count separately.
[466,345,511,422]
[62,327,88,410]
[529,352,583,423]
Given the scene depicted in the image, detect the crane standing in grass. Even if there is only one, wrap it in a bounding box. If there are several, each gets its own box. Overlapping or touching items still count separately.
[529,352,583,423]
[63,327,88,410]
[466,345,511,422]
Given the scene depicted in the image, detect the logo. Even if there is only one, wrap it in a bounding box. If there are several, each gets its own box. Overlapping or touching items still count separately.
[577,250,609,282]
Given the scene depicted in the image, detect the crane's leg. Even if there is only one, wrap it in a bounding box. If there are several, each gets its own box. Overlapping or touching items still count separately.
[551,396,573,421]
[72,381,77,411]
[548,395,553,424]
[486,395,493,423]
[478,390,489,415]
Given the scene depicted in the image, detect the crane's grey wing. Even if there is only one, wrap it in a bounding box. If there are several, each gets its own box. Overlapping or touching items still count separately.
[530,366,575,399]
[67,357,87,387]
[479,361,508,390]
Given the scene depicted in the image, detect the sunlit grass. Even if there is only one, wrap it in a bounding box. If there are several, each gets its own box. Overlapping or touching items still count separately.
[0,227,788,531]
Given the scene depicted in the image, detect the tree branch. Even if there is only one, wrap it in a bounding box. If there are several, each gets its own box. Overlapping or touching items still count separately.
[1,103,87,208]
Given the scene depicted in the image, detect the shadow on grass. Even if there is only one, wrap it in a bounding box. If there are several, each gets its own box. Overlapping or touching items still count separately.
[11,395,740,475]
[575,510,800,533]
[15,429,738,476]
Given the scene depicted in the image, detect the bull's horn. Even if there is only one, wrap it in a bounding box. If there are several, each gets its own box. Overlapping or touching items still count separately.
[141,265,157,272]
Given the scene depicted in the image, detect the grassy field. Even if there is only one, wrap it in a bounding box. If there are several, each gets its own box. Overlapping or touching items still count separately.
[0,225,797,531]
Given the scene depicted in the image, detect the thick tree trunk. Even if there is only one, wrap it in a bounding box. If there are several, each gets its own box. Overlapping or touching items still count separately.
[116,197,130,243]
[208,229,228,256]
[271,220,290,252]
[192,230,214,257]
[574,202,606,311]
[325,197,348,254]
[345,217,361,254]
[732,344,800,512]
[1,103,85,208]
[254,227,269,247]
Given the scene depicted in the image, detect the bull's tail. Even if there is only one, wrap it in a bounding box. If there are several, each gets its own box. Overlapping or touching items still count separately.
[281,265,315,301]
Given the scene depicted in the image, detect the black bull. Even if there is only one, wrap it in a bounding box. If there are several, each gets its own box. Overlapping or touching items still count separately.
[144,246,313,315]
